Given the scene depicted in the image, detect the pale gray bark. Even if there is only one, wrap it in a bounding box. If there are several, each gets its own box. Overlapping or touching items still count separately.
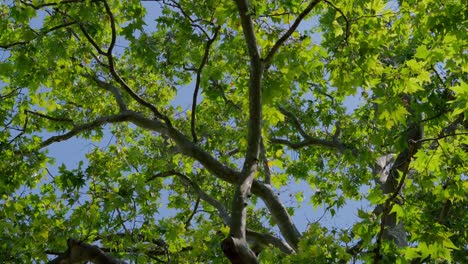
[48,239,125,264]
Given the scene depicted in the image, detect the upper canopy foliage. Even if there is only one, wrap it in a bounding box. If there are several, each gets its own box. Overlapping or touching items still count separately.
[0,0,467,263]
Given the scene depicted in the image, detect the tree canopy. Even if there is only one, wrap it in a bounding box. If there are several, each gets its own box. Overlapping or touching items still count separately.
[0,0,467,263]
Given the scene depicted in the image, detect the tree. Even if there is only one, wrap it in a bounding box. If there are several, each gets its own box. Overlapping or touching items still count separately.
[0,0,467,263]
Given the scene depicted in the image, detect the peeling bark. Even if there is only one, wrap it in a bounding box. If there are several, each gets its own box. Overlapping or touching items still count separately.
[221,236,258,264]
[48,238,125,264]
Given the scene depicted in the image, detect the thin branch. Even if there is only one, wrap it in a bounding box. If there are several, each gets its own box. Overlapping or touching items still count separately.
[0,88,22,99]
[260,138,272,184]
[83,73,128,111]
[323,0,350,45]
[270,137,346,151]
[437,199,452,224]
[212,79,242,110]
[67,4,172,125]
[77,23,107,56]
[0,21,77,49]
[259,12,295,18]
[7,116,28,146]
[185,196,200,230]
[19,0,86,9]
[415,132,468,143]
[431,65,447,87]
[346,239,364,256]
[147,170,231,224]
[24,109,74,124]
[102,0,117,55]
[37,111,132,151]
[263,0,322,69]
[191,27,219,143]
[165,0,211,38]
[277,107,309,139]
[109,62,171,125]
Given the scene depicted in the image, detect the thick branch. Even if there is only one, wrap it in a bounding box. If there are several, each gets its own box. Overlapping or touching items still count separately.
[221,236,258,264]
[374,121,423,262]
[23,107,299,255]
[48,238,125,264]
[16,107,299,253]
[234,0,261,62]
[231,1,264,251]
[147,171,294,254]
[222,1,265,261]
[251,181,301,249]
[127,111,300,250]
[246,229,295,254]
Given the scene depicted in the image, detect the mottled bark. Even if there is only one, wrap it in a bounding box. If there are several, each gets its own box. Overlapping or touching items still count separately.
[48,238,125,264]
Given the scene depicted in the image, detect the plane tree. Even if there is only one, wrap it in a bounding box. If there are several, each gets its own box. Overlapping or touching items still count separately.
[0,0,466,263]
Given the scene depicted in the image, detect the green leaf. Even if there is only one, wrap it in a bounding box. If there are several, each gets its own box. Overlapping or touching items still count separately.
[1,0,466,262]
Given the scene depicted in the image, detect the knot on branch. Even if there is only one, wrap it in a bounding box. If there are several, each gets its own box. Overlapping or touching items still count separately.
[221,236,258,264]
